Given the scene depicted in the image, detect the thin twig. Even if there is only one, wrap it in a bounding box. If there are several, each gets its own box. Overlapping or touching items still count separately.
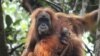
[73,0,78,11]
[9,43,24,55]
[84,43,93,56]
[45,0,63,12]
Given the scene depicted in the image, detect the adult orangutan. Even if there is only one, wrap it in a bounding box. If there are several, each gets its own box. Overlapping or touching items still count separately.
[21,7,98,56]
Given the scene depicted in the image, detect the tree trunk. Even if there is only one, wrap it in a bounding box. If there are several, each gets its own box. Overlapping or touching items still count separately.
[94,0,100,56]
[79,0,89,16]
[0,1,9,56]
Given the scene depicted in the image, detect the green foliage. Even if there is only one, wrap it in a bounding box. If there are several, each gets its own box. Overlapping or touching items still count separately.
[2,0,29,55]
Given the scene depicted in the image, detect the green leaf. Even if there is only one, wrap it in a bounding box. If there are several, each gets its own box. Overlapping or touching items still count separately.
[5,15,13,27]
[87,36,93,43]
[13,19,21,25]
[8,35,13,41]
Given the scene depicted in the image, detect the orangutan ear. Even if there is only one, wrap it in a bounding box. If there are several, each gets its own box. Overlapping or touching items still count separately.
[83,9,98,31]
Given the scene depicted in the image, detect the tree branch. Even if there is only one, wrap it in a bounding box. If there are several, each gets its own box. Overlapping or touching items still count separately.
[9,43,24,55]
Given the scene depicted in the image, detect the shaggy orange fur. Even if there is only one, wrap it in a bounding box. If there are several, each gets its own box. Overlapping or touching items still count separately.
[21,7,98,56]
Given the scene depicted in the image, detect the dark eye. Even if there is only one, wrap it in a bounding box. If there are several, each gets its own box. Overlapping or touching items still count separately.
[39,18,49,22]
